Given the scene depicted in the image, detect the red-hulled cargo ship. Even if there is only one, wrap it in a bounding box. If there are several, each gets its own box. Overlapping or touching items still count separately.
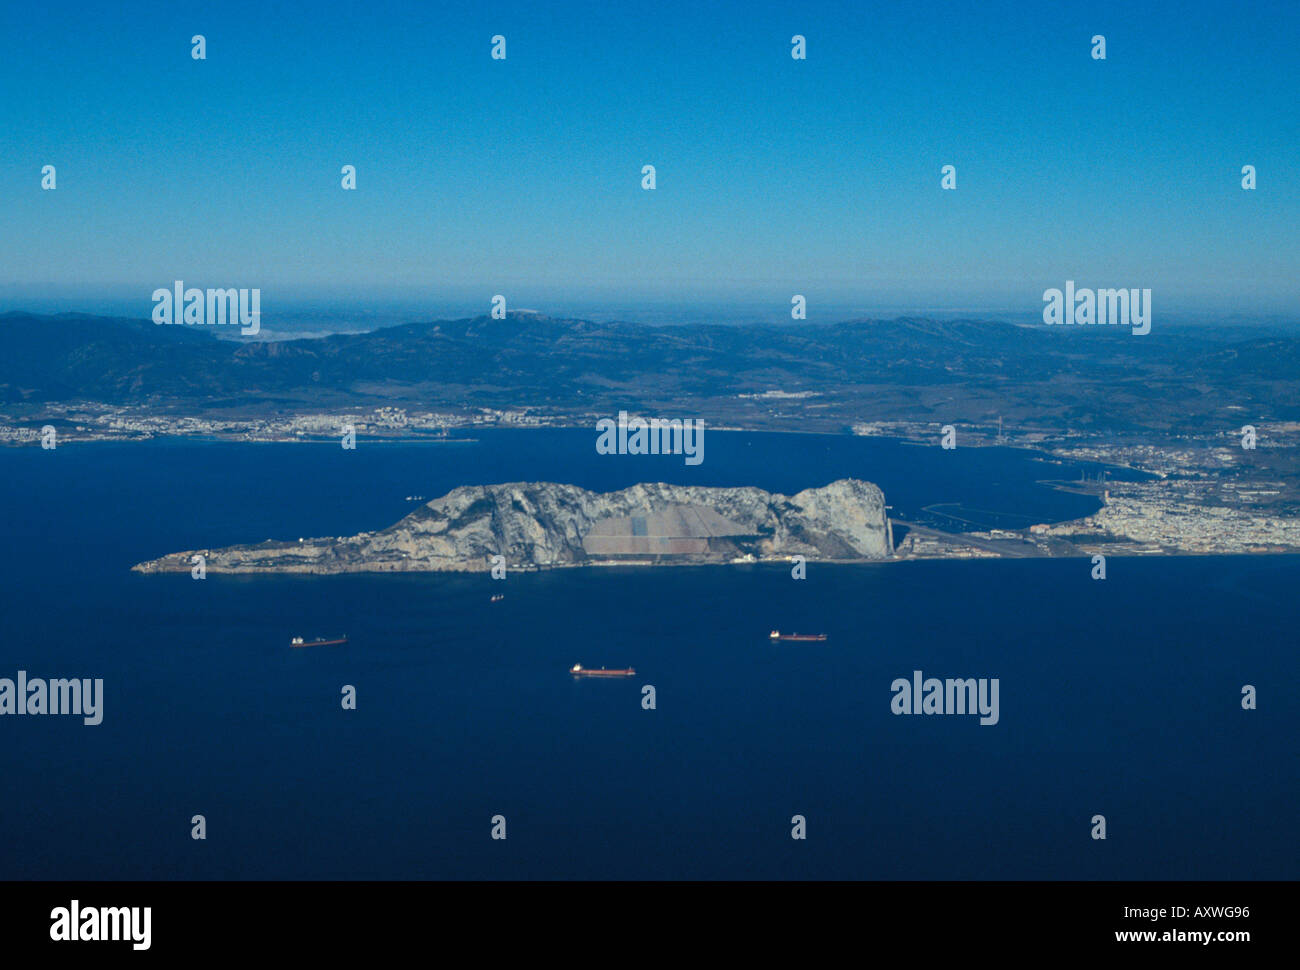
[570,664,636,677]
[768,631,828,642]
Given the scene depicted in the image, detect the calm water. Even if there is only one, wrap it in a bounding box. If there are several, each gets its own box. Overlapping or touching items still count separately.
[0,431,1294,879]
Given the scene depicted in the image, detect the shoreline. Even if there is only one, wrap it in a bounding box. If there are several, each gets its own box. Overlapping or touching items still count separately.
[129,545,1300,579]
[3,425,1284,565]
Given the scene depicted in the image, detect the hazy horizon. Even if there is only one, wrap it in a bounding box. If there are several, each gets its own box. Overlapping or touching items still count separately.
[4,0,1297,314]
[4,286,1298,339]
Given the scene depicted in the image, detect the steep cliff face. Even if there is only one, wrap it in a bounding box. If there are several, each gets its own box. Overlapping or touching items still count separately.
[132,478,889,575]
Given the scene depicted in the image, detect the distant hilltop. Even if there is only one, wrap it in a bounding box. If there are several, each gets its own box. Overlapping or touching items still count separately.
[131,479,890,575]
[5,310,1299,436]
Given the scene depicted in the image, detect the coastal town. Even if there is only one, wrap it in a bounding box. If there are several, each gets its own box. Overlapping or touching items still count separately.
[0,402,547,444]
[4,401,1300,560]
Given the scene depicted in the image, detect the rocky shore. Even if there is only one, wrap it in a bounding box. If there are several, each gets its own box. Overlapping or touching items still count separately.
[132,479,890,575]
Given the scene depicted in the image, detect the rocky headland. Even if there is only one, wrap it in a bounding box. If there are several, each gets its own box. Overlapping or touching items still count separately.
[131,479,890,575]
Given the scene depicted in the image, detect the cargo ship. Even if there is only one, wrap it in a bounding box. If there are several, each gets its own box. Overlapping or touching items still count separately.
[570,664,636,678]
[291,635,348,648]
[768,631,828,642]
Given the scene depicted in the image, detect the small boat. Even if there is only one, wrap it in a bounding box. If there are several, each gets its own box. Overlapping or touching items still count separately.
[490,594,504,603]
[291,635,348,648]
[570,664,635,678]
[769,631,828,642]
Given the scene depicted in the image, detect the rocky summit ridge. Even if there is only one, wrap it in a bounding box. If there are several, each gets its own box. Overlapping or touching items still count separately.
[132,478,890,575]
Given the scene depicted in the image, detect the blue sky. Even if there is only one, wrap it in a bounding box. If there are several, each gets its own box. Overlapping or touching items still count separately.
[1,0,1297,318]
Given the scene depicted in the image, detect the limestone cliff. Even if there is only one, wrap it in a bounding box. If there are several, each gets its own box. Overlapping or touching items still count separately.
[132,478,889,574]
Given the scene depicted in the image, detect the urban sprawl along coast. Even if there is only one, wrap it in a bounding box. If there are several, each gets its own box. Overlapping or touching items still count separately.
[6,402,1300,560]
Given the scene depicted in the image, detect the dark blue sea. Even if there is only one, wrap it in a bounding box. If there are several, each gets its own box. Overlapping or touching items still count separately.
[0,430,1295,879]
